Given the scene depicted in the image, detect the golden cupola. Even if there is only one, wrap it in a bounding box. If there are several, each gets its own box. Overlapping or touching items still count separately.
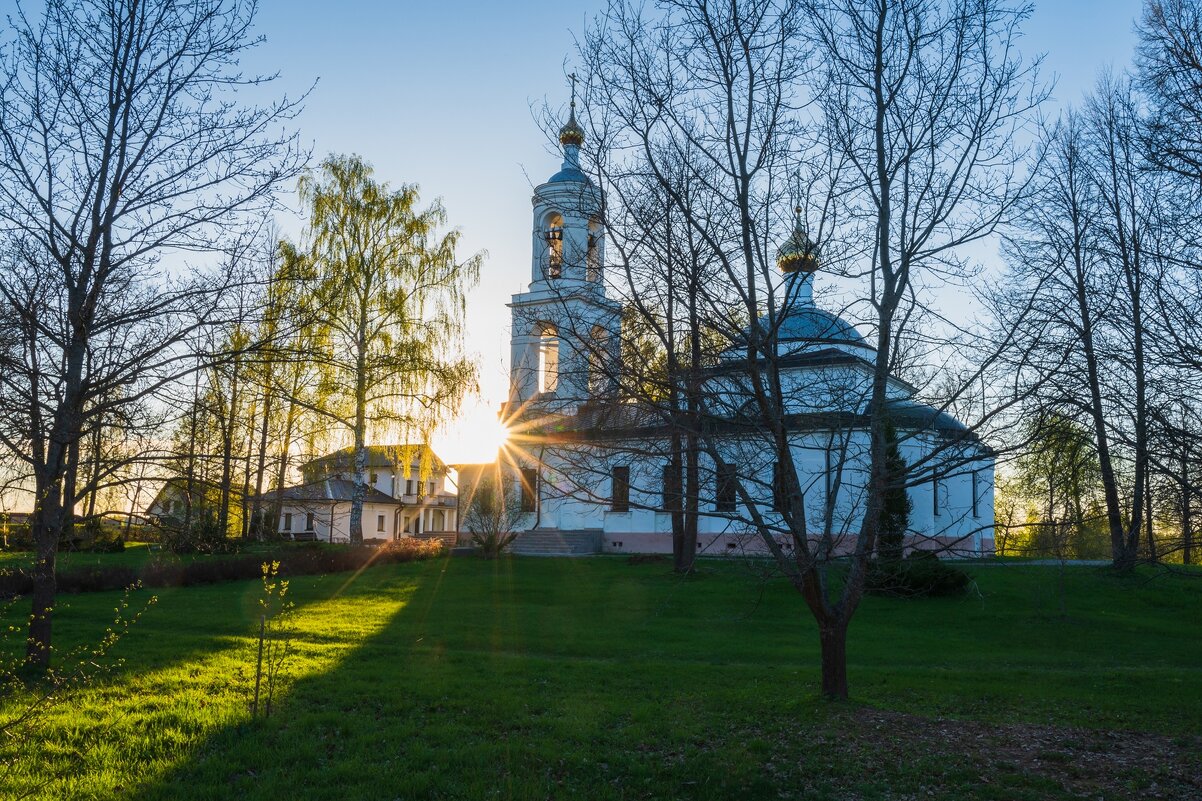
[777,206,820,274]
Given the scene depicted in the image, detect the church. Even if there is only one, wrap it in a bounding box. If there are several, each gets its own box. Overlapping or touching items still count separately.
[490,103,996,559]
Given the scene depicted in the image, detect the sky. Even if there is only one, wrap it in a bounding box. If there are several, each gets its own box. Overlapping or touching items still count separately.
[244,0,1145,464]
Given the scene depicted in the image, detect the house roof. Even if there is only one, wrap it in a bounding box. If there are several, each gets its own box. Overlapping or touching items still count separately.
[250,479,404,505]
[301,445,447,473]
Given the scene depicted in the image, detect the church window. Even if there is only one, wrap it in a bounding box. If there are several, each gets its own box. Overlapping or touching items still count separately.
[661,464,681,512]
[538,325,559,393]
[519,468,539,512]
[933,476,942,517]
[544,212,564,279]
[716,462,737,512]
[611,465,630,512]
[971,471,980,518]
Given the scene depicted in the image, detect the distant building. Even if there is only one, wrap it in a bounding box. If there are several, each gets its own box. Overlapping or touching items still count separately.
[145,478,224,523]
[252,445,458,544]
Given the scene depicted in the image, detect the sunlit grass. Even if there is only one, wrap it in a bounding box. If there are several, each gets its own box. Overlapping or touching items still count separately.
[2,558,1200,800]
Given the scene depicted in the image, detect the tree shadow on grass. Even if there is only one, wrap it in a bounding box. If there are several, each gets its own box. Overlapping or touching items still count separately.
[119,556,856,801]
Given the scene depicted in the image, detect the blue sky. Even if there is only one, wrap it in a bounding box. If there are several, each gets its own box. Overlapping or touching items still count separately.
[247,0,1144,461]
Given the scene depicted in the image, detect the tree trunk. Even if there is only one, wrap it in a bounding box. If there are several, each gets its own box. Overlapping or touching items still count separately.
[1184,483,1193,566]
[349,330,369,545]
[818,622,849,700]
[1145,482,1156,563]
[26,481,61,668]
[250,388,274,541]
[272,392,300,535]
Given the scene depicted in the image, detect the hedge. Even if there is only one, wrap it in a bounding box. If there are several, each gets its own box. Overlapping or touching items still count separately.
[0,538,442,598]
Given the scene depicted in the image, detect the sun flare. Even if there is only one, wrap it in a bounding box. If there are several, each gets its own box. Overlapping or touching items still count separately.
[432,399,511,465]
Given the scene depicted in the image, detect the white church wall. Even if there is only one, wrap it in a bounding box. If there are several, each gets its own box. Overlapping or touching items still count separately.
[522,422,993,556]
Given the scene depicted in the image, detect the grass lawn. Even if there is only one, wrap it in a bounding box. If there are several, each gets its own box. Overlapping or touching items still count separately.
[2,556,1200,800]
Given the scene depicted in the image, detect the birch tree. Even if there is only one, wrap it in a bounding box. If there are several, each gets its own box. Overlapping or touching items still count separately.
[284,155,481,544]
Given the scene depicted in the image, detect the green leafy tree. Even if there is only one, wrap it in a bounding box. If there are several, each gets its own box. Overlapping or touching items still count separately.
[284,155,482,543]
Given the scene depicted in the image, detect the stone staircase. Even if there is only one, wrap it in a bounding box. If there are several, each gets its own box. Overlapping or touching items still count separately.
[509,528,601,556]
[415,530,459,548]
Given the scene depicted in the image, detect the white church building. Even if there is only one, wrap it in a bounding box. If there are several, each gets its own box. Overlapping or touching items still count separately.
[494,105,996,558]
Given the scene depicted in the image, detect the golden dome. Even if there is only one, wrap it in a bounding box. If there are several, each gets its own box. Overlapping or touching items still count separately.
[559,105,585,147]
[777,206,819,274]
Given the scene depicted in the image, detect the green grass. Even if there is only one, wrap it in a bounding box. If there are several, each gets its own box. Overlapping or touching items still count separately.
[3,557,1200,800]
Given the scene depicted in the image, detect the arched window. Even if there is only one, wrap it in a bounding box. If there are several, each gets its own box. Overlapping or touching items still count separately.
[587,217,602,282]
[538,324,559,393]
[544,212,564,279]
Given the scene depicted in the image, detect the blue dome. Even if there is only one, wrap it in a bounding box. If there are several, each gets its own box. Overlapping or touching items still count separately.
[546,166,592,184]
[774,306,870,349]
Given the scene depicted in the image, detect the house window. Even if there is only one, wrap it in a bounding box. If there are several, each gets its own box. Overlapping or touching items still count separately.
[306,512,315,531]
[429,480,436,496]
[370,472,378,484]
[661,464,681,512]
[406,479,414,495]
[971,471,980,518]
[611,466,630,512]
[282,513,293,531]
[520,468,539,512]
[377,514,385,532]
[716,462,737,512]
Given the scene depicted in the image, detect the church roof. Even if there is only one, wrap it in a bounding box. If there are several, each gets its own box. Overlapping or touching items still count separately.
[545,165,592,185]
[248,478,405,505]
[772,305,871,349]
[302,445,447,473]
[877,399,970,435]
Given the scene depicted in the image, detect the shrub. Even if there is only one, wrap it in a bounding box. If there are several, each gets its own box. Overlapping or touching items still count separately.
[1,524,33,551]
[865,550,971,598]
[376,538,444,563]
[470,530,518,559]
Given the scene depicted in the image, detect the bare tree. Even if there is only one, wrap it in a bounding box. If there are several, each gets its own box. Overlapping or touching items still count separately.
[459,464,527,557]
[1138,0,1202,184]
[0,0,304,666]
[536,0,1044,699]
[998,75,1193,571]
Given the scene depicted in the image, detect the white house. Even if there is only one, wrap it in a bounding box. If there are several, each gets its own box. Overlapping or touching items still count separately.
[255,446,458,544]
[494,106,995,558]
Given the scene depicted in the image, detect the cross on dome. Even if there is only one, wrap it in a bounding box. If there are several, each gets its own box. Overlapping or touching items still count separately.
[559,73,585,147]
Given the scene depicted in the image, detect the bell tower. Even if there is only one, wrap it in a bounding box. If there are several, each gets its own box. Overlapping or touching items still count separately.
[507,85,620,416]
